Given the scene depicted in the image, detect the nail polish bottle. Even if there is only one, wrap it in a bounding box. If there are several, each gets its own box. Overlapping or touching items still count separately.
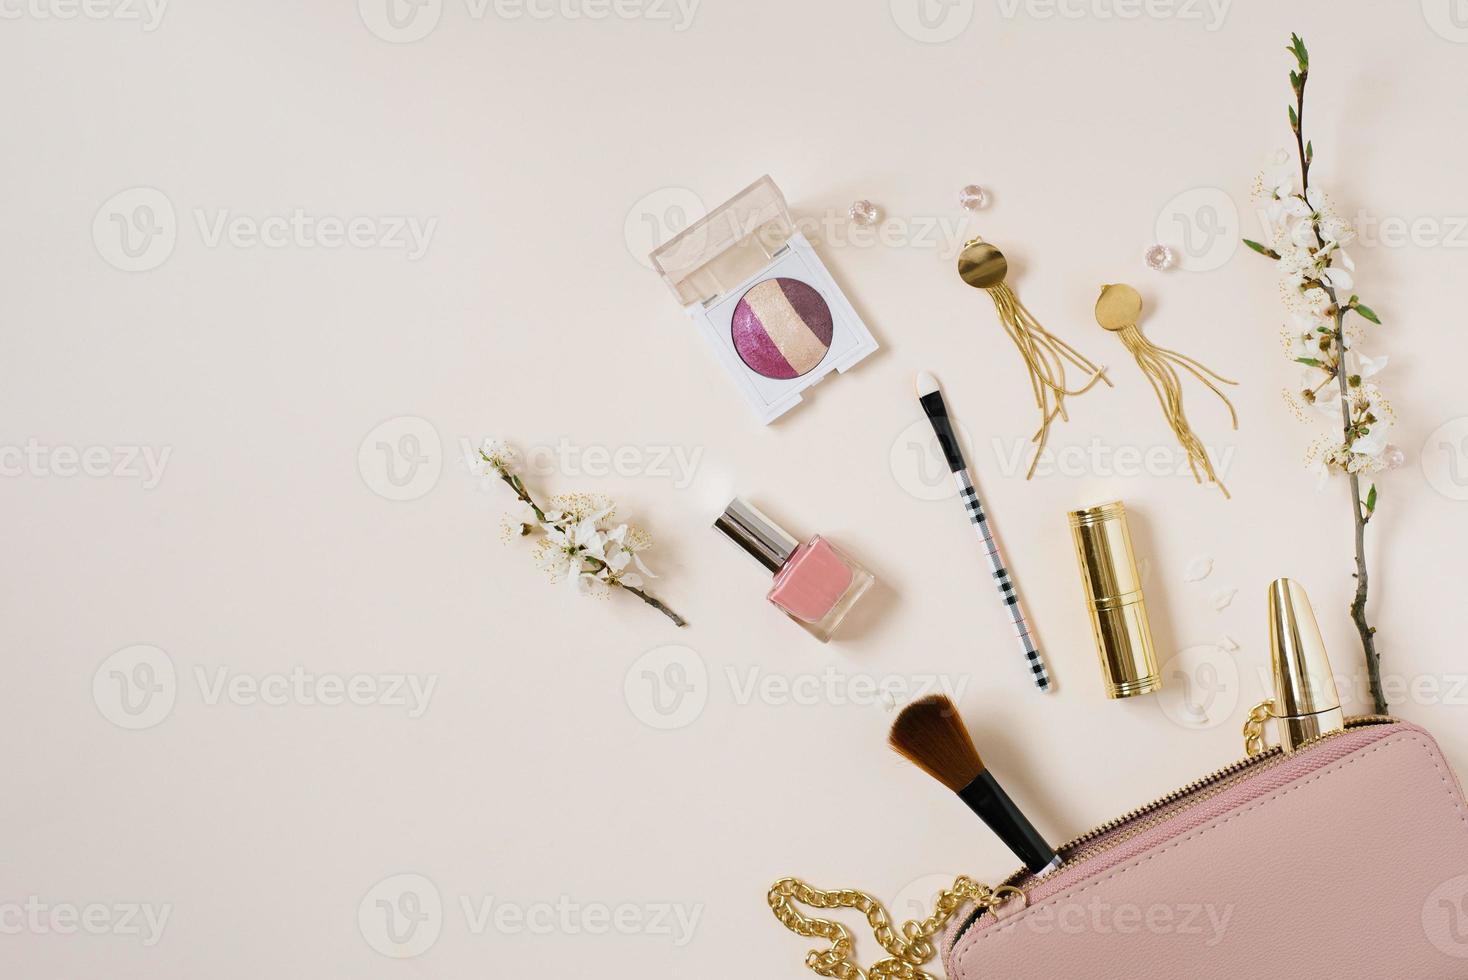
[714,498,875,641]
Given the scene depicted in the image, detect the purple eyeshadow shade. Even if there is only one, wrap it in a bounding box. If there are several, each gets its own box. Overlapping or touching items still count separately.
[731,313,795,378]
[730,278,835,380]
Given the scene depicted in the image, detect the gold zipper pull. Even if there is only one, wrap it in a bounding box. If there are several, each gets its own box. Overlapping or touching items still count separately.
[1243,698,1276,756]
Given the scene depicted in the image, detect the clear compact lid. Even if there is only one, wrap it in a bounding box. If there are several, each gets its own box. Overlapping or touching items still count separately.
[649,175,796,308]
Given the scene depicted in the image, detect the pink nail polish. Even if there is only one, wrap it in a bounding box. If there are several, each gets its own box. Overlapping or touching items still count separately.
[715,499,875,641]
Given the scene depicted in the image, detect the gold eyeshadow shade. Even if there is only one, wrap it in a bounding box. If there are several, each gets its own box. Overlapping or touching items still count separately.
[731,278,834,379]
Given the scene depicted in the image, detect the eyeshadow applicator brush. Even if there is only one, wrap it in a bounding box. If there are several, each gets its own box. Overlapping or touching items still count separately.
[916,371,1051,692]
[890,694,1061,876]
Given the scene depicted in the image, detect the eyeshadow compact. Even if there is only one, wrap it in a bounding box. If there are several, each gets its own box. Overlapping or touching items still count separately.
[649,176,879,423]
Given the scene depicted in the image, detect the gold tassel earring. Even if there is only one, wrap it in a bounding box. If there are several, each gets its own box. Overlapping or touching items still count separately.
[957,238,1111,478]
[1094,283,1239,497]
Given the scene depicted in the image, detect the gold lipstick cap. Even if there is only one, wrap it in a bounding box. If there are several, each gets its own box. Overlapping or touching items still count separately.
[1267,578,1344,752]
[1068,501,1161,699]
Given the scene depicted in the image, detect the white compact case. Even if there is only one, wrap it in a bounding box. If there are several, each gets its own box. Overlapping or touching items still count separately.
[649,176,878,423]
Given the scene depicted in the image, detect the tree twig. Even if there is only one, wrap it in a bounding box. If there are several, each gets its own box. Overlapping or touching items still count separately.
[1288,41,1387,713]
[491,460,688,628]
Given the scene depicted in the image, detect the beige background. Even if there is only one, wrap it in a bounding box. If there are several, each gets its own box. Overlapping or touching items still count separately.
[5,0,1468,975]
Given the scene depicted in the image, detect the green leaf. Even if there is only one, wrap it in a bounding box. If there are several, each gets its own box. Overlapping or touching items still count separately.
[1242,239,1280,259]
[1288,105,1299,130]
[1289,33,1309,69]
[1353,302,1381,324]
[1295,357,1322,367]
[1306,140,1313,162]
[1365,483,1378,516]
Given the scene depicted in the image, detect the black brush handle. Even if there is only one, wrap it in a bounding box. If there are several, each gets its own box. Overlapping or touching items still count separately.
[919,390,966,473]
[957,770,1058,875]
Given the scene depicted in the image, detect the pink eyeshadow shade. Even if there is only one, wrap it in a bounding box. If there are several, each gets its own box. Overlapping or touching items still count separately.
[768,537,855,622]
[730,278,835,380]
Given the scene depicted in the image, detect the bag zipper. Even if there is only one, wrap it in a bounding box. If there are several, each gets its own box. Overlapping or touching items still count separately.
[950,714,1396,947]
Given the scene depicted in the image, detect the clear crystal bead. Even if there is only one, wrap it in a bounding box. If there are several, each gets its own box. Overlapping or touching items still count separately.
[1144,244,1176,271]
[1384,444,1406,470]
[958,185,988,211]
[848,200,879,226]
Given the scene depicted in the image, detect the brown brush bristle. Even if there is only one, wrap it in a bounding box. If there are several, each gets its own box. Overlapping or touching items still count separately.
[888,694,985,793]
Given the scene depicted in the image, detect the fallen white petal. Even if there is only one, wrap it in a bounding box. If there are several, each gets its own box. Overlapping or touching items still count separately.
[1184,556,1213,583]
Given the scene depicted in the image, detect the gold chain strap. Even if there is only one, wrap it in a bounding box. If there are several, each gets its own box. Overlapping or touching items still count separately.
[767,875,1025,980]
[1243,698,1275,756]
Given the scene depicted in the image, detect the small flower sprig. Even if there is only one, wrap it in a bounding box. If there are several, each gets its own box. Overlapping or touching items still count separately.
[1243,34,1392,713]
[472,439,687,627]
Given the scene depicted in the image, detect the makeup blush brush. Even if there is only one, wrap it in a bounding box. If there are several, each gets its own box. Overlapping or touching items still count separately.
[890,694,1061,876]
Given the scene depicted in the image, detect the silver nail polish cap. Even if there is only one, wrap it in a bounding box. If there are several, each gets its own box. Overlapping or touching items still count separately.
[714,498,798,574]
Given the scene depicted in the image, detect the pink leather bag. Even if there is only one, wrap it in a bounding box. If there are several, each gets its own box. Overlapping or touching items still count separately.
[942,718,1468,979]
[771,718,1468,979]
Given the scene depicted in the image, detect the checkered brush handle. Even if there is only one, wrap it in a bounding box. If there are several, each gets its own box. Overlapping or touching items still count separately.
[955,470,1050,691]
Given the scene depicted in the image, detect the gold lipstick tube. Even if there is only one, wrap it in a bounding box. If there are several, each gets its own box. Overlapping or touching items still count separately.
[1267,578,1345,752]
[1068,501,1162,699]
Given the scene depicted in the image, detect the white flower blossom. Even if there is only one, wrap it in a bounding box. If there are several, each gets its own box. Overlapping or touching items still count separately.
[1353,352,1387,379]
[480,438,521,475]
[603,524,657,581]
[542,514,609,593]
[477,448,684,624]
[1301,287,1334,317]
[1319,215,1354,245]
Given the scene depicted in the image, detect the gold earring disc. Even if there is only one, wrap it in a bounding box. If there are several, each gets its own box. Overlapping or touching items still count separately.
[1095,283,1143,330]
[958,241,1008,289]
